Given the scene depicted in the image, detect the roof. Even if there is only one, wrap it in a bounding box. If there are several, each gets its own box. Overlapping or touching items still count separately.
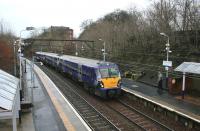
[174,62,200,74]
[36,52,116,68]
[0,69,19,111]
[60,55,101,67]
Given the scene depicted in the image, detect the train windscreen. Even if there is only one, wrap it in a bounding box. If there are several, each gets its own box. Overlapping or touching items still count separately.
[99,67,119,78]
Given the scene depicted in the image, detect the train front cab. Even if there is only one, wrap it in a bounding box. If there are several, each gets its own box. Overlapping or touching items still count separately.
[95,65,121,98]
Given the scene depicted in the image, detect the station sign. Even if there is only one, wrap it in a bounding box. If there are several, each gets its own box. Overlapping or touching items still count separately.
[163,61,172,67]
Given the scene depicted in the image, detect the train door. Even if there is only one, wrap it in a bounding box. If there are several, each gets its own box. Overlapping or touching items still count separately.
[56,57,61,70]
[78,64,82,82]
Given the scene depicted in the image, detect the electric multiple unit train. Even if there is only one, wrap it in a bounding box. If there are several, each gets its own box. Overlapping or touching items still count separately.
[35,52,121,98]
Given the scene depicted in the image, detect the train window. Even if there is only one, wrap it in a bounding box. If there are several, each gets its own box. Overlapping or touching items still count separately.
[99,67,119,78]
[99,68,109,78]
[109,67,119,77]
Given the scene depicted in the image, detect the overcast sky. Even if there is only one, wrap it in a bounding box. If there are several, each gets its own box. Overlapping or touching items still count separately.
[0,0,152,37]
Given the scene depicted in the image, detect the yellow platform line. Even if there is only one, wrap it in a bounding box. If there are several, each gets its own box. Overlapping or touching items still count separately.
[39,72,76,131]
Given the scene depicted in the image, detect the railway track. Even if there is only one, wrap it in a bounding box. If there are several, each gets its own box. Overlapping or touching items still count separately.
[106,99,173,131]
[37,64,175,131]
[38,65,119,131]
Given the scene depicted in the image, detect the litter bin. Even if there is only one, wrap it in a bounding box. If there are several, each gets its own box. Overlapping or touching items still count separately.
[162,76,167,90]
[168,77,172,93]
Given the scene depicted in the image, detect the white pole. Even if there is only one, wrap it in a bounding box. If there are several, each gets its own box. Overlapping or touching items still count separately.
[160,33,170,78]
[99,39,106,61]
[13,42,16,76]
[30,58,33,103]
[166,47,169,78]
[12,110,17,131]
[19,49,22,91]
[182,72,186,99]
[166,36,169,78]
[75,43,78,56]
[166,47,169,61]
[103,41,106,61]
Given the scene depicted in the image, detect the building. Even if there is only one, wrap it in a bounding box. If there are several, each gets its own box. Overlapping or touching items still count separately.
[29,26,74,55]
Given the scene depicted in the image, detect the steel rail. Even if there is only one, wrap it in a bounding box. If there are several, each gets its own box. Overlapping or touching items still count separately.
[118,99,173,131]
[105,99,173,131]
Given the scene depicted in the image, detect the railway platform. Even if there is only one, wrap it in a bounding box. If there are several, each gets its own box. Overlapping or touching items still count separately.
[122,78,200,126]
[1,59,91,131]
[27,60,90,131]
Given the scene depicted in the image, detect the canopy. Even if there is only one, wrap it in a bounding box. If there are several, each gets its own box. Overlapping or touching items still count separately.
[0,69,20,131]
[174,62,200,74]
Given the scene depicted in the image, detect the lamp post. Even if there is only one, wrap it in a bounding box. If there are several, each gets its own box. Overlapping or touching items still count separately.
[19,27,35,100]
[75,43,78,56]
[81,42,85,57]
[99,38,106,61]
[81,42,85,51]
[160,32,171,78]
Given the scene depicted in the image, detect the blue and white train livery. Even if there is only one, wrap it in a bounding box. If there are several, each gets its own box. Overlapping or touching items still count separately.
[35,52,121,98]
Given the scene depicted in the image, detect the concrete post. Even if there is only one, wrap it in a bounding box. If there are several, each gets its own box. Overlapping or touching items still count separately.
[182,72,186,99]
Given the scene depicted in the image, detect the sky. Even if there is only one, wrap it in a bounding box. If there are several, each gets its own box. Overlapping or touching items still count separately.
[0,0,152,38]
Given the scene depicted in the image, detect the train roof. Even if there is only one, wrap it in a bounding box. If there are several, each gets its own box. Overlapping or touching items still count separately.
[36,52,116,68]
[36,52,60,58]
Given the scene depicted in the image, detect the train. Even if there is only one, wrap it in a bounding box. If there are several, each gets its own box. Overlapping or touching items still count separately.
[35,52,122,98]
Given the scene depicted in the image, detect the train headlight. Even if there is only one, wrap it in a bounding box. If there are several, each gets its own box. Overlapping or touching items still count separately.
[100,81,104,88]
[98,81,104,88]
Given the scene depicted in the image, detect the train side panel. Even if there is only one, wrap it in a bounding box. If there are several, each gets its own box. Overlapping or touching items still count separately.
[35,52,121,98]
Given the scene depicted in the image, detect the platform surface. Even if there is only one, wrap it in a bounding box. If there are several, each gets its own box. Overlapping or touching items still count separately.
[122,78,200,123]
[0,59,90,131]
[30,60,90,131]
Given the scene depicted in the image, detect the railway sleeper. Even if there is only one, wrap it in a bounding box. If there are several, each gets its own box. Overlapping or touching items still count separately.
[74,100,85,103]
[142,123,158,129]
[78,107,91,110]
[130,115,142,120]
[84,115,99,119]
[81,113,96,117]
[77,104,90,108]
[126,114,139,119]
[76,104,89,108]
[77,105,89,109]
[134,117,146,123]
[75,104,87,108]
[123,112,135,116]
[121,111,133,115]
[92,122,108,127]
[144,126,161,131]
[137,120,152,126]
[90,118,104,123]
[83,112,97,116]
[90,117,102,122]
[97,125,114,129]
[71,101,84,105]
[80,110,92,113]
[138,122,159,130]
[80,111,92,115]
[98,127,117,131]
[150,127,159,131]
[118,108,128,112]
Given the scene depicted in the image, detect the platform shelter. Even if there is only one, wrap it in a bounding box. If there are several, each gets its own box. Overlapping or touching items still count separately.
[174,62,200,99]
[0,69,20,131]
